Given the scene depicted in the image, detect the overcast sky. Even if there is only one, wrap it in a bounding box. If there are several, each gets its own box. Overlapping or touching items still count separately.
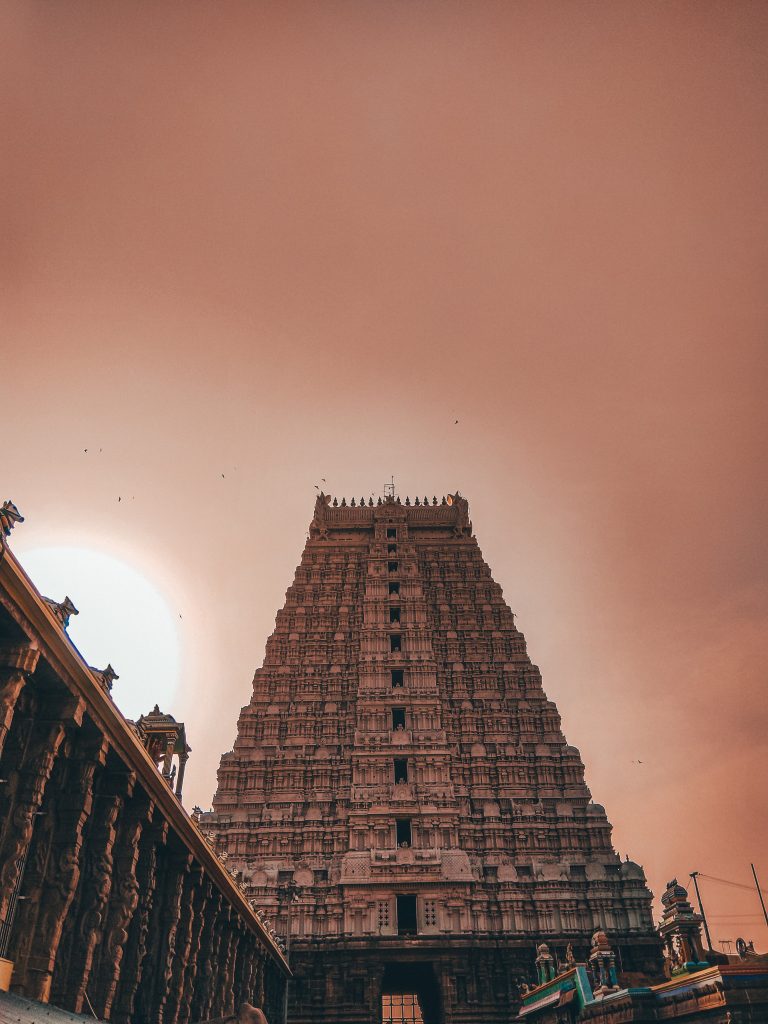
[3,1,767,947]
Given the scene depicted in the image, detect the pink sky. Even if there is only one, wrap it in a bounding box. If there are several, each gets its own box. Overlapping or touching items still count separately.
[3,1,767,948]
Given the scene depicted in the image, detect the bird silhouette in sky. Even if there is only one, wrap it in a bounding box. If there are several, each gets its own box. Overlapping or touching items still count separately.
[454,419,459,424]
[118,497,121,502]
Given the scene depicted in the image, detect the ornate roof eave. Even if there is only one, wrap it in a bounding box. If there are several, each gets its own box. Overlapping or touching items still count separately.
[0,545,290,976]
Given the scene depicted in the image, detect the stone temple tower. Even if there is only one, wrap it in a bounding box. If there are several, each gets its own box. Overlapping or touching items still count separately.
[205,491,660,1024]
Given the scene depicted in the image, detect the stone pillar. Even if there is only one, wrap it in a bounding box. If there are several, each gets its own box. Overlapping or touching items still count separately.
[53,768,136,1013]
[0,687,34,876]
[192,891,224,1023]
[133,844,192,1024]
[207,903,233,1020]
[11,733,108,1002]
[233,932,254,1010]
[245,940,269,1015]
[4,772,57,987]
[0,642,39,760]
[0,715,70,947]
[245,940,263,1009]
[112,817,168,1024]
[263,956,285,1024]
[88,792,154,1019]
[162,736,175,784]
[253,948,266,1012]
[155,849,192,1024]
[175,751,188,800]
[163,861,201,1024]
[218,910,239,1018]
[231,933,245,1010]
[176,878,212,1024]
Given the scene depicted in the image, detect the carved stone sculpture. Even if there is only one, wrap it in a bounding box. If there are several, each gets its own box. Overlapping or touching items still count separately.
[0,642,40,758]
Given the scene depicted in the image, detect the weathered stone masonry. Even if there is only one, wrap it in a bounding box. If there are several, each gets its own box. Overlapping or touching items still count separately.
[0,506,289,1023]
[206,492,661,1024]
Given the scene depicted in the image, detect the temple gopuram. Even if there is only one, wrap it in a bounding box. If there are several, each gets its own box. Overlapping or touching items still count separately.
[4,491,765,1024]
[204,491,662,1023]
[0,501,289,1024]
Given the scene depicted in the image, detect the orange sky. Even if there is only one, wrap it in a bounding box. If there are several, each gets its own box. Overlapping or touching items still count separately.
[3,1,767,949]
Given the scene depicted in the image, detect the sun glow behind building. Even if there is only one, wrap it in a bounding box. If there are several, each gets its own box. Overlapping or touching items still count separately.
[16,545,180,721]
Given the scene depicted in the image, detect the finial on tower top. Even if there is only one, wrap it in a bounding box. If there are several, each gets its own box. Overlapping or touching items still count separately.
[384,476,396,500]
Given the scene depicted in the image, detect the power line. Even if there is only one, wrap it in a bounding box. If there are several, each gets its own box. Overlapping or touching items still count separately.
[698,872,757,892]
[709,915,765,921]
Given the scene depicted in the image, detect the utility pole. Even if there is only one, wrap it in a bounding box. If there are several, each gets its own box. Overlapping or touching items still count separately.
[279,881,302,1024]
[690,872,713,953]
[751,863,768,930]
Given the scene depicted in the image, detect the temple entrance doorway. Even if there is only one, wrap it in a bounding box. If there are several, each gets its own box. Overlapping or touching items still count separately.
[380,963,442,1024]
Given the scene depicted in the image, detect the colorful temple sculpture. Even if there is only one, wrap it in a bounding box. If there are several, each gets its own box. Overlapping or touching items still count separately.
[204,491,662,1023]
[658,878,710,974]
[0,503,289,1023]
[516,881,768,1022]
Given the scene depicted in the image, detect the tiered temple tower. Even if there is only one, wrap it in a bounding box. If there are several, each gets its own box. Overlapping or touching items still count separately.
[205,492,660,1024]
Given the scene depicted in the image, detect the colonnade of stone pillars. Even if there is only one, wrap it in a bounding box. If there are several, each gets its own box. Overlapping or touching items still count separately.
[0,637,284,1023]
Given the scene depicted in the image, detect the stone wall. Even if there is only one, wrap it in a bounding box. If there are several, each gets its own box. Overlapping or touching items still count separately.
[0,530,288,1024]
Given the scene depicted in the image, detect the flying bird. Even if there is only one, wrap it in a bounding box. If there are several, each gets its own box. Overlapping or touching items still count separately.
[118,497,121,502]
[454,419,459,424]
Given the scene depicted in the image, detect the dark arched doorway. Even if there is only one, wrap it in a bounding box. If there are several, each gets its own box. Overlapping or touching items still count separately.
[380,963,442,1024]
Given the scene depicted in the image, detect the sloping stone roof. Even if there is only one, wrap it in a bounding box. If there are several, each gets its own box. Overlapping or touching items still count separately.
[0,991,104,1024]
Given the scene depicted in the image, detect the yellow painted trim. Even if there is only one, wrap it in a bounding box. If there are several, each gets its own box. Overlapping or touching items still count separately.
[652,966,720,991]
[0,958,13,992]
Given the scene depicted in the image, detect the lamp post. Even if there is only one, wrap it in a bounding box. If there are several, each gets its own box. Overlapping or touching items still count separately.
[278,881,302,1024]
